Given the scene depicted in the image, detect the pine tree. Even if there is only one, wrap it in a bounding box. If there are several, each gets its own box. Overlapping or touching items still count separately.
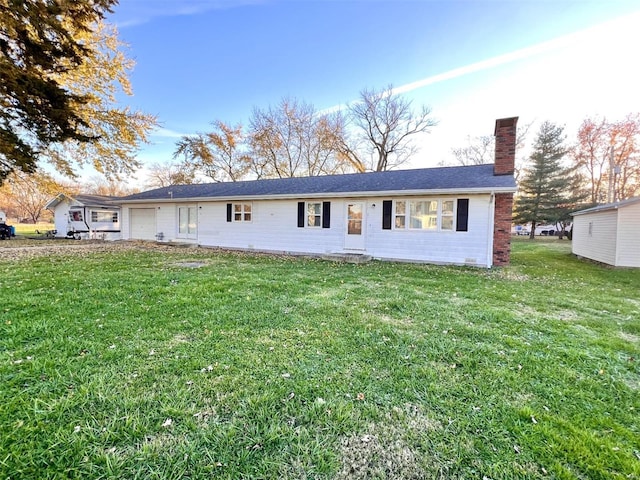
[514,121,580,239]
[0,0,117,183]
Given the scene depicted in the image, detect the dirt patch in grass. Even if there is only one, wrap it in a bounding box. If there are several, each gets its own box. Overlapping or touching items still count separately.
[173,261,207,268]
[490,268,530,282]
[335,404,440,479]
[619,332,639,344]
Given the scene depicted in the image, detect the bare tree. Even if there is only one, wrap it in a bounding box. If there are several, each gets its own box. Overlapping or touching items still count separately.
[346,85,437,171]
[452,135,495,166]
[572,117,610,203]
[145,162,197,189]
[451,121,533,181]
[248,97,346,178]
[572,114,640,203]
[174,121,251,182]
[0,172,65,223]
[84,176,139,197]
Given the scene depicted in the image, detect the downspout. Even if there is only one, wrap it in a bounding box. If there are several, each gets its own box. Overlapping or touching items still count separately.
[487,192,495,268]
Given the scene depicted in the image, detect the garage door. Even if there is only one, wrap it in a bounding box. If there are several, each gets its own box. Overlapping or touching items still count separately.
[129,208,156,240]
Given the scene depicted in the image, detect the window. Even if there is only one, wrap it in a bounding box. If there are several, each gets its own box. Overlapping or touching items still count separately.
[390,199,462,231]
[233,203,252,222]
[178,206,197,235]
[307,202,321,227]
[91,211,118,223]
[441,200,454,230]
[394,201,406,228]
[409,200,438,230]
[70,210,83,222]
[298,201,331,228]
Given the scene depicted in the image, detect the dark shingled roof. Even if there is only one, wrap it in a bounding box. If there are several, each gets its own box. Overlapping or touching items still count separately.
[74,194,120,207]
[120,164,516,202]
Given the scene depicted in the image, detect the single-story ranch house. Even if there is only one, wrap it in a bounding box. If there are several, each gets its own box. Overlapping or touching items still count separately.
[45,194,121,240]
[118,117,518,267]
[571,196,640,267]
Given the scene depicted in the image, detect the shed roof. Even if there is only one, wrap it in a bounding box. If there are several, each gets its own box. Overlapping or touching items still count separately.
[45,193,120,210]
[119,164,516,203]
[571,196,640,216]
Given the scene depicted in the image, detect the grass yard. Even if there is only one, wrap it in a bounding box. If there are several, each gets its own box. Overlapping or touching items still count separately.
[0,239,638,479]
[9,222,55,237]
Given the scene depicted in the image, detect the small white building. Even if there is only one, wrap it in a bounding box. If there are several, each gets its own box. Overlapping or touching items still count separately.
[45,194,121,240]
[571,197,640,267]
[118,118,520,267]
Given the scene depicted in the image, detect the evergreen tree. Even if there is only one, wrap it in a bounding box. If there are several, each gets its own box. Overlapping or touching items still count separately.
[0,0,117,183]
[514,121,581,239]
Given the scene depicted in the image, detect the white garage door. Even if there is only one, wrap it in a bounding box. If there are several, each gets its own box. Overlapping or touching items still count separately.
[130,208,156,240]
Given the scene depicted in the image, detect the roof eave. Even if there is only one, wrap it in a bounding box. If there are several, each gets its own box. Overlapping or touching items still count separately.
[116,186,516,204]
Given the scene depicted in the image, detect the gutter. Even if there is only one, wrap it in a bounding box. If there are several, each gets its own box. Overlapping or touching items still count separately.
[116,187,517,205]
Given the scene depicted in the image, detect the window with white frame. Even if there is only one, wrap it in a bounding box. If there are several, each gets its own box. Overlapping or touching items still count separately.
[91,211,118,223]
[394,199,455,231]
[307,202,322,227]
[441,200,454,230]
[234,203,252,222]
[409,200,438,230]
[394,201,406,228]
[178,206,197,236]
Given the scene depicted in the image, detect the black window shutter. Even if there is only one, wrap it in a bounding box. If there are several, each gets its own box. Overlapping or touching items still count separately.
[456,199,469,232]
[382,200,392,230]
[297,202,305,227]
[322,201,331,228]
[226,203,232,222]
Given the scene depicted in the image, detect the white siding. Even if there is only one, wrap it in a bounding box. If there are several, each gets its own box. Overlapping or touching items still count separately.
[51,200,71,237]
[572,210,618,265]
[198,200,343,254]
[366,195,492,266]
[122,194,494,266]
[615,202,640,267]
[128,208,157,240]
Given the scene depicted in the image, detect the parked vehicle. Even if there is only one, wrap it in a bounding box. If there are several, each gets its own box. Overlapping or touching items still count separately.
[512,225,531,236]
[0,222,15,240]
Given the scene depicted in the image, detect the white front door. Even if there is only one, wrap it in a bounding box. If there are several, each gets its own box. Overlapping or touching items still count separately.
[344,202,366,250]
[178,205,197,239]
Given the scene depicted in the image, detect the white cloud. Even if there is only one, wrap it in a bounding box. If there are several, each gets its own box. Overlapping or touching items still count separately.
[114,0,267,28]
[152,127,191,139]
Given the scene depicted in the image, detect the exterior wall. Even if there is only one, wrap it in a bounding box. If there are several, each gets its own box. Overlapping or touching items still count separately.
[367,195,493,266]
[572,210,618,266]
[122,193,494,266]
[52,200,72,237]
[122,207,157,240]
[615,202,640,267]
[66,202,121,240]
[492,193,513,266]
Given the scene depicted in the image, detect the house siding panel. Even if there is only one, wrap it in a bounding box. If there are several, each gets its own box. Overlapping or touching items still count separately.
[572,210,618,265]
[366,194,492,266]
[122,194,493,266]
[615,202,640,267]
[197,200,344,254]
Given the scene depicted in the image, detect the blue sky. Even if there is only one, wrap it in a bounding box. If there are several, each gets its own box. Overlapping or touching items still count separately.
[106,0,640,183]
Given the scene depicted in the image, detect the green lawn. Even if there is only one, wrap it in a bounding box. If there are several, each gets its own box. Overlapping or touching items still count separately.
[1,239,638,479]
[8,222,56,237]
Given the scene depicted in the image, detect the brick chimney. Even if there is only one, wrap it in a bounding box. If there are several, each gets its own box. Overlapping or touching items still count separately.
[494,117,518,175]
[492,116,518,266]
